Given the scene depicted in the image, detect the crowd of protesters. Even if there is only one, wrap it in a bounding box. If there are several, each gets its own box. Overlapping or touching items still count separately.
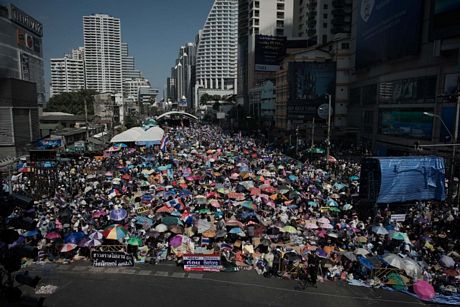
[1,123,459,303]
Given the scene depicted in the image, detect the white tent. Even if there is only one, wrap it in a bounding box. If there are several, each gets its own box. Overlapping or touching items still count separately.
[110,127,145,143]
[137,126,164,143]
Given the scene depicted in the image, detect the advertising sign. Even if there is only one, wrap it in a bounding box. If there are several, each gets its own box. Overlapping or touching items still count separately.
[287,62,336,120]
[254,35,287,72]
[183,254,221,272]
[431,0,460,39]
[379,110,433,140]
[179,98,188,107]
[91,251,135,267]
[355,0,422,69]
[9,4,43,37]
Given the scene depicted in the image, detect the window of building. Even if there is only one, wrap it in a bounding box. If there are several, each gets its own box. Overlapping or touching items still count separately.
[254,1,259,8]
[277,12,284,19]
[254,27,259,34]
[324,4,328,9]
[277,3,285,10]
[341,42,349,49]
[323,23,328,28]
[276,28,284,36]
[323,13,328,19]
[254,10,259,17]
[254,18,259,26]
[322,34,328,44]
[277,20,284,28]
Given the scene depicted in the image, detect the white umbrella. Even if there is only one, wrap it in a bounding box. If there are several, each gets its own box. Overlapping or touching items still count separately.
[372,225,389,235]
[402,258,422,278]
[383,253,405,269]
[440,255,455,268]
[155,223,168,233]
[321,223,334,229]
[354,248,370,256]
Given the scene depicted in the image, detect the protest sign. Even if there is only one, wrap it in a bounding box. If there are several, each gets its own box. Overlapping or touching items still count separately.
[183,254,221,272]
[136,205,151,215]
[390,214,406,222]
[91,251,134,267]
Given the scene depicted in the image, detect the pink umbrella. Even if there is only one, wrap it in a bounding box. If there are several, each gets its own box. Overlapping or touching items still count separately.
[45,232,61,240]
[318,217,330,224]
[60,243,77,253]
[413,280,435,300]
[316,229,327,238]
[305,222,318,229]
[321,223,334,229]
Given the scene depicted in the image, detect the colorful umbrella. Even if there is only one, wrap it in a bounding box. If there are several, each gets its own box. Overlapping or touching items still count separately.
[60,243,77,253]
[413,280,435,300]
[23,230,40,237]
[89,231,104,240]
[391,231,407,241]
[127,237,143,246]
[84,238,102,247]
[64,232,85,244]
[109,208,128,221]
[383,253,404,269]
[372,225,389,235]
[241,201,257,210]
[45,232,61,240]
[103,224,128,241]
[281,226,297,234]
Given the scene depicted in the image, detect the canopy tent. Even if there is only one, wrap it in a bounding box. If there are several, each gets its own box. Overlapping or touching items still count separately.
[110,127,145,143]
[136,126,165,144]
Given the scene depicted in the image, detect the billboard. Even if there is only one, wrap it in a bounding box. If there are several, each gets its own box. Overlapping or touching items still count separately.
[287,62,336,120]
[355,0,422,70]
[431,0,460,39]
[379,110,433,140]
[254,35,287,72]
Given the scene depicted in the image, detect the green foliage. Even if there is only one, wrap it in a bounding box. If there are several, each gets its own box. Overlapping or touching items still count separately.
[45,90,97,115]
[212,101,220,111]
[125,115,139,129]
[200,93,222,105]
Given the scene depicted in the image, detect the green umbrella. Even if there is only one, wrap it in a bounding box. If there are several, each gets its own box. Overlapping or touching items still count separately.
[329,207,341,212]
[387,272,406,291]
[281,225,298,234]
[162,216,183,226]
[391,232,407,241]
[127,237,143,246]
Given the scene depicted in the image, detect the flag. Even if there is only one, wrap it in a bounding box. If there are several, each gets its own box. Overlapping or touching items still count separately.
[164,198,185,211]
[160,136,169,152]
[201,237,210,246]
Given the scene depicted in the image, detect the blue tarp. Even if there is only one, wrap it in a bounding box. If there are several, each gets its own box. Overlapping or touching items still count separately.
[376,156,446,203]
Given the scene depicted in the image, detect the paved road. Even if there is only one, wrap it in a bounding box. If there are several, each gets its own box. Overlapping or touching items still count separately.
[12,262,426,307]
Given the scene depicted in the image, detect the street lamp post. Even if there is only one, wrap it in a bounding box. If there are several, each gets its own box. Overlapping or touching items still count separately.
[423,112,456,201]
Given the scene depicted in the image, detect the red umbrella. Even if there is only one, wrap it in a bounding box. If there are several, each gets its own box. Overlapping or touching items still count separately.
[45,232,61,240]
[226,219,244,228]
[327,155,338,163]
[121,174,131,181]
[250,188,261,196]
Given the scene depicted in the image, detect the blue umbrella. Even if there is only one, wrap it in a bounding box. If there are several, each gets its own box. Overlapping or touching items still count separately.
[358,255,374,270]
[288,175,298,182]
[316,249,328,258]
[23,230,39,237]
[141,194,153,202]
[326,199,339,207]
[64,231,85,244]
[350,175,359,181]
[114,143,127,148]
[229,227,243,234]
[110,208,128,221]
[134,216,153,227]
[179,189,192,197]
[308,201,318,207]
[333,183,348,191]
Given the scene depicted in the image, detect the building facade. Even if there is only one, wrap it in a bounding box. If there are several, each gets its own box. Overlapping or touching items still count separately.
[50,51,85,97]
[122,42,142,80]
[0,4,45,106]
[348,0,460,161]
[195,0,238,93]
[83,14,122,94]
[293,0,352,45]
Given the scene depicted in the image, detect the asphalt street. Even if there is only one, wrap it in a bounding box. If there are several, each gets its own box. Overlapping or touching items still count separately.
[2,262,430,307]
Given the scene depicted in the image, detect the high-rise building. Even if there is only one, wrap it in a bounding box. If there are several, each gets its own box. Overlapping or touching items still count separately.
[83,14,122,94]
[195,0,238,93]
[294,0,352,45]
[168,43,196,107]
[122,42,142,80]
[0,4,45,105]
[237,0,295,110]
[50,48,85,97]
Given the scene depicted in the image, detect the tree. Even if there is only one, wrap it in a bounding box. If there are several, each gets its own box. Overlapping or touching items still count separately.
[200,93,211,105]
[45,90,97,115]
[212,101,220,111]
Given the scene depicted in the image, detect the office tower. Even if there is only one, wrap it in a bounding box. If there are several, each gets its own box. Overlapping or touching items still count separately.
[83,14,122,94]
[195,0,238,92]
[237,0,295,109]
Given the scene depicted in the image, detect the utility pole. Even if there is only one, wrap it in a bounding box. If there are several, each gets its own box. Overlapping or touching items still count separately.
[84,97,89,141]
[326,94,332,169]
[453,94,460,204]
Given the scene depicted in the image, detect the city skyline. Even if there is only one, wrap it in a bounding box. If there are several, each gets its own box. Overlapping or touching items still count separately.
[4,0,214,99]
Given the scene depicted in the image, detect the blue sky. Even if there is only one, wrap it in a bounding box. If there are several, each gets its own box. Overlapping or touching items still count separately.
[4,0,214,99]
